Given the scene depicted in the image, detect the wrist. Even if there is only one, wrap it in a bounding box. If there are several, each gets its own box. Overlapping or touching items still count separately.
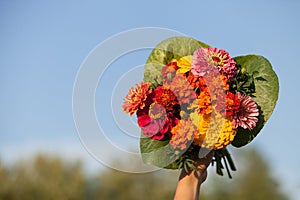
[179,168,207,183]
[174,169,204,200]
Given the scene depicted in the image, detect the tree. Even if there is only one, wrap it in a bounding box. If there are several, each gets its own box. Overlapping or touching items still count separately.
[93,167,178,200]
[0,154,86,200]
[0,149,289,200]
[232,149,288,200]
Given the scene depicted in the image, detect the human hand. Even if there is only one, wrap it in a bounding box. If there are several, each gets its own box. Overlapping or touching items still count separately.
[179,150,214,183]
[174,151,214,200]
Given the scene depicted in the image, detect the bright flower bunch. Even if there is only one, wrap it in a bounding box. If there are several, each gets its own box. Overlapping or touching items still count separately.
[122,37,278,177]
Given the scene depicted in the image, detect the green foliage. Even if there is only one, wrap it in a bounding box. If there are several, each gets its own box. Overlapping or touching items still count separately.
[232,55,279,147]
[140,134,176,168]
[143,36,209,86]
[140,133,195,170]
[230,63,256,96]
[93,169,178,200]
[0,155,178,200]
[232,149,288,200]
[0,154,86,200]
[0,150,289,200]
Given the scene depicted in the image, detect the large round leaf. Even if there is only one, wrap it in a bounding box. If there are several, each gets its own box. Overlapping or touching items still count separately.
[231,55,279,147]
[143,36,209,86]
[140,134,182,169]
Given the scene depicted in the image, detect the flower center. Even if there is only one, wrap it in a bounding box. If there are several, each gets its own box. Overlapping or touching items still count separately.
[212,56,221,63]
[208,53,225,68]
[148,103,166,119]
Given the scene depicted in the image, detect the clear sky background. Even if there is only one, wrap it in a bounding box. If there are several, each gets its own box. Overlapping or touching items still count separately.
[1,0,300,199]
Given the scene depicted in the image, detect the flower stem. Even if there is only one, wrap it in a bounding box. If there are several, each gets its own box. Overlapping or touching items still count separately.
[213,147,236,178]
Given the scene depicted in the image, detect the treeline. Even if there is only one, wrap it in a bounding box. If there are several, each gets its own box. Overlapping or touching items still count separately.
[0,149,288,200]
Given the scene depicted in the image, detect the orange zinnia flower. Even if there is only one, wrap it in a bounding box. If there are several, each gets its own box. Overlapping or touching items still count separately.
[122,82,152,116]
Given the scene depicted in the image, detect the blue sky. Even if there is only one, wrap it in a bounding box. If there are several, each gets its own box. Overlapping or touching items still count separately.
[1,0,300,198]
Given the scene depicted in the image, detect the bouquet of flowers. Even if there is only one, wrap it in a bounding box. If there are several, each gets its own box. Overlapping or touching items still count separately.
[122,37,279,177]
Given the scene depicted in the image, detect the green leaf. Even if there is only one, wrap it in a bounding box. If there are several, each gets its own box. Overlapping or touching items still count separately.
[232,55,279,147]
[140,133,180,169]
[143,36,209,86]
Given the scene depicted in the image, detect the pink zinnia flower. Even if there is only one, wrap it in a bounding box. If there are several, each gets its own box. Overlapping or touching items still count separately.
[232,92,259,130]
[191,47,237,81]
[122,82,152,116]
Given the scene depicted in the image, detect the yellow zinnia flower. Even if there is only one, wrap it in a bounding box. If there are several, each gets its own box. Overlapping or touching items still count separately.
[193,113,236,150]
[176,55,193,74]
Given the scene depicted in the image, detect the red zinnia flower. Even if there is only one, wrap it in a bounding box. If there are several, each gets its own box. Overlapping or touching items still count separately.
[137,103,178,141]
[153,86,178,111]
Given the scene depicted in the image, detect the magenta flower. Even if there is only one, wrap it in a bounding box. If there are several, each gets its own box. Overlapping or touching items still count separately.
[191,47,237,81]
[137,107,178,141]
[232,92,259,130]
